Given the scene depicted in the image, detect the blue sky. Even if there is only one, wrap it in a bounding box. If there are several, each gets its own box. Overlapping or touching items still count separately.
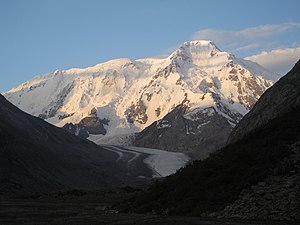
[1,0,300,92]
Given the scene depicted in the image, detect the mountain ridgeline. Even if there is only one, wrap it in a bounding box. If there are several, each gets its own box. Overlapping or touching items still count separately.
[124,60,300,221]
[228,59,300,144]
[4,40,279,158]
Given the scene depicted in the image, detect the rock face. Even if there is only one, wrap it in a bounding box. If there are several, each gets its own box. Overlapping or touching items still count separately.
[0,94,135,195]
[228,60,300,144]
[63,108,109,138]
[134,105,232,158]
[215,142,300,221]
[218,175,300,220]
[62,123,89,138]
[4,40,278,154]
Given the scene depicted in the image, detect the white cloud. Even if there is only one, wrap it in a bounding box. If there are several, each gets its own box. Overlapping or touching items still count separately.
[191,23,300,55]
[234,44,259,52]
[236,23,300,38]
[245,47,300,74]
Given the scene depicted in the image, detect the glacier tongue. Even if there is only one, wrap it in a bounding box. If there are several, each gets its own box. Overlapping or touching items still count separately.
[4,40,278,143]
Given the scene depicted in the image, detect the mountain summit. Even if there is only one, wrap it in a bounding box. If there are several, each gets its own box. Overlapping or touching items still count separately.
[4,41,279,157]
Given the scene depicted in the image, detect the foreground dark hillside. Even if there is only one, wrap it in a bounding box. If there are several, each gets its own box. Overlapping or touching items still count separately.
[0,94,133,195]
[126,106,300,218]
[124,61,300,221]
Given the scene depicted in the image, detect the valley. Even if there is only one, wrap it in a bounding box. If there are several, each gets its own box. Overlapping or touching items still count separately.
[97,145,190,178]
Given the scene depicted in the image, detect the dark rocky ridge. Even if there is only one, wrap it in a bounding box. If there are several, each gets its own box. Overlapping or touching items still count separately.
[62,108,109,138]
[62,122,89,138]
[79,116,108,134]
[0,94,134,196]
[134,105,232,159]
[228,60,300,144]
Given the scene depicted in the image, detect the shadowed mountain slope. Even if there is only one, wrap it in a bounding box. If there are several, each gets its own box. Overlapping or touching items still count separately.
[0,94,132,195]
[228,60,300,143]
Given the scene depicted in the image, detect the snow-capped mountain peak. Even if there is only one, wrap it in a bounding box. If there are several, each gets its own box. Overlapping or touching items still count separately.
[182,40,220,50]
[170,40,221,60]
[4,40,278,143]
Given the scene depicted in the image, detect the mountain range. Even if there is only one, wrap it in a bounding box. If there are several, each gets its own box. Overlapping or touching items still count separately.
[3,40,279,158]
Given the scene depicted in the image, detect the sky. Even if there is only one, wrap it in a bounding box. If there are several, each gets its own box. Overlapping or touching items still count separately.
[1,0,300,92]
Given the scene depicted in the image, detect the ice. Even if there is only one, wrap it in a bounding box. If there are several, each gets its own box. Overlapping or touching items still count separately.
[124,146,190,177]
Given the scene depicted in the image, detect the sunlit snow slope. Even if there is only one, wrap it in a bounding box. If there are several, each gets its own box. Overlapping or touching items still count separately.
[4,40,279,141]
